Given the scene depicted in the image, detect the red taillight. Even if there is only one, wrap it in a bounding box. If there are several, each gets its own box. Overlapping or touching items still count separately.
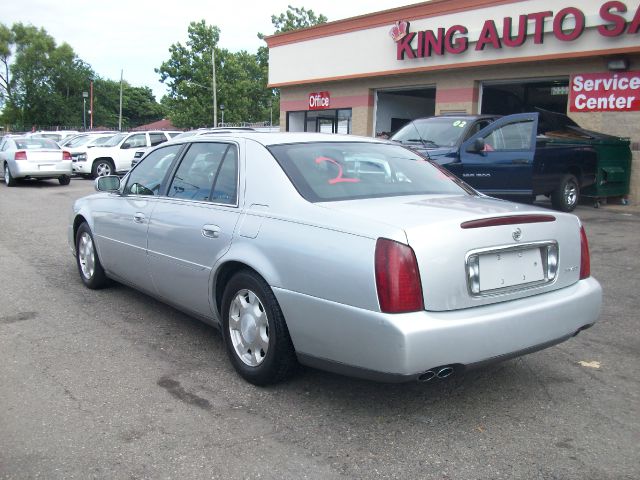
[375,238,424,313]
[14,150,27,160]
[580,226,591,279]
[62,150,72,160]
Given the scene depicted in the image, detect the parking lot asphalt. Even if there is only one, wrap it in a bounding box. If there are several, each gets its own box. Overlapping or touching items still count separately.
[0,178,638,480]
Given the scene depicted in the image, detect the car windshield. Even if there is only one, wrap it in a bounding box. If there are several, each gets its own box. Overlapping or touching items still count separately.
[65,135,92,147]
[93,135,115,145]
[14,138,60,149]
[102,133,127,147]
[268,142,469,202]
[391,117,472,148]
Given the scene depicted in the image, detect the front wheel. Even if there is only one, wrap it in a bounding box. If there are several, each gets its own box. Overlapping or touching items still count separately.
[221,270,297,386]
[92,159,114,179]
[4,164,16,187]
[59,175,71,185]
[551,174,579,212]
[75,222,109,289]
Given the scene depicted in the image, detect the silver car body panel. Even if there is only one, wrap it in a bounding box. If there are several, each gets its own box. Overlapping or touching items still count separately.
[68,132,602,381]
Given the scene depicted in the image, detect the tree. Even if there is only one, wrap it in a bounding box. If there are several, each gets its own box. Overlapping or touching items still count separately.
[0,22,164,131]
[158,20,274,128]
[269,5,328,35]
[256,5,328,125]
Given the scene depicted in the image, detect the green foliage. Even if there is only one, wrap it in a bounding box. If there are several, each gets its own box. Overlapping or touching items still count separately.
[270,5,328,34]
[0,22,164,131]
[158,20,276,128]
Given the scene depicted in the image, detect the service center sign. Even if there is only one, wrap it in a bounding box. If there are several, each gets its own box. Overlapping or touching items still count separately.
[309,91,330,110]
[570,72,640,112]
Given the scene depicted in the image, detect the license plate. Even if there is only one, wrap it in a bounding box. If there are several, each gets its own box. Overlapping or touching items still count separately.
[39,164,54,170]
[479,248,544,292]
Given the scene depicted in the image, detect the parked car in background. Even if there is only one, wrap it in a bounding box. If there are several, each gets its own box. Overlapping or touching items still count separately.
[76,130,180,178]
[59,131,114,148]
[390,110,618,212]
[130,128,257,168]
[1,136,72,186]
[69,132,601,385]
[28,130,79,144]
[65,133,116,168]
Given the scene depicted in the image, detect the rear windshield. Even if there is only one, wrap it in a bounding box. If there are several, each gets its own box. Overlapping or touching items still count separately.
[268,142,468,202]
[14,138,60,149]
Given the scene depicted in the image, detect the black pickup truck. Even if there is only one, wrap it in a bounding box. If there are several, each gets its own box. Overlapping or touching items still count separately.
[391,111,626,211]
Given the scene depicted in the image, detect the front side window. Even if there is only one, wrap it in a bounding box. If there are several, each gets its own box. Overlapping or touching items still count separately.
[122,133,147,149]
[268,142,469,202]
[124,144,182,196]
[168,142,238,204]
[482,120,534,151]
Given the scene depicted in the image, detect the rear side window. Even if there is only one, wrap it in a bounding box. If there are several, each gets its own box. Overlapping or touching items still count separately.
[124,144,182,196]
[268,142,468,202]
[149,133,167,146]
[168,142,238,204]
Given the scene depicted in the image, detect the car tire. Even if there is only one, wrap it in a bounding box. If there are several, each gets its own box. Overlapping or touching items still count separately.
[75,222,109,289]
[221,270,297,386]
[4,163,17,187]
[59,175,71,185]
[91,159,114,179]
[551,174,579,212]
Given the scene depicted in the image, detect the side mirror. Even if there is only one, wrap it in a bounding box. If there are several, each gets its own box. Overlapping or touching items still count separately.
[95,175,120,192]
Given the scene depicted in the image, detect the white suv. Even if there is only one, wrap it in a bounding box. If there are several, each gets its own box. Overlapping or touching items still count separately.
[75,131,180,178]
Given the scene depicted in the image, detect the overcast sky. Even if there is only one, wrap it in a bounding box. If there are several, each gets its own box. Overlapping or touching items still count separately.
[3,0,414,100]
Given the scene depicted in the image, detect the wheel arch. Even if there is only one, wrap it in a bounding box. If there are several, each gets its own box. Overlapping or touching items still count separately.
[212,246,283,319]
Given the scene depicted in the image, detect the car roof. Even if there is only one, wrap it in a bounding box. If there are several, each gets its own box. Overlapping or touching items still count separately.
[169,131,389,147]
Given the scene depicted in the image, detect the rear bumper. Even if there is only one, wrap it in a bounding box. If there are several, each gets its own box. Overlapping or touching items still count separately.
[274,277,602,382]
[13,160,72,178]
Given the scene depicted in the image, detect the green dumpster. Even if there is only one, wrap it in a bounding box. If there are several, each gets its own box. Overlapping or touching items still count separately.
[581,134,632,203]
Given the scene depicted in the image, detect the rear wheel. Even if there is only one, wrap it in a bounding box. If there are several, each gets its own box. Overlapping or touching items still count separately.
[58,175,71,185]
[551,174,579,212]
[75,222,109,289]
[4,164,16,187]
[221,270,297,386]
[92,159,114,179]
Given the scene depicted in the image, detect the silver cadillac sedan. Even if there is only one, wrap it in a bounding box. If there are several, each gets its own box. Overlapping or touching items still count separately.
[68,132,602,385]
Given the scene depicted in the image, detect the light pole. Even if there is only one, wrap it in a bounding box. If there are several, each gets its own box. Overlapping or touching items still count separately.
[212,47,217,127]
[82,91,88,130]
[220,104,225,126]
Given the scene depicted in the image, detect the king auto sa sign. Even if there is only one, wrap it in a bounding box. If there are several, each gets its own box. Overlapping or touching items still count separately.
[570,72,640,112]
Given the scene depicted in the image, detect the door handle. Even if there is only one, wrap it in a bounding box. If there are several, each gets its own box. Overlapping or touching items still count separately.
[512,159,530,165]
[202,224,221,238]
[133,212,146,223]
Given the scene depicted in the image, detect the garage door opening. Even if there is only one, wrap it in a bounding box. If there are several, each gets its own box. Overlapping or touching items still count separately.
[481,79,569,115]
[375,87,436,138]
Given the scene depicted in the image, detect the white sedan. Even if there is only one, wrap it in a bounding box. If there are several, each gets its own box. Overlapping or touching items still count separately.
[1,136,72,186]
[68,132,602,385]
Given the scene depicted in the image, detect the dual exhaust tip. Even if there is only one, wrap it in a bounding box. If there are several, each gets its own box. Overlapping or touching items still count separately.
[417,366,455,382]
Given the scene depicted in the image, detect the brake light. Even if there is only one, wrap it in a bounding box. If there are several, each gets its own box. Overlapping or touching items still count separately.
[375,238,424,313]
[14,150,27,160]
[62,150,72,160]
[580,226,591,279]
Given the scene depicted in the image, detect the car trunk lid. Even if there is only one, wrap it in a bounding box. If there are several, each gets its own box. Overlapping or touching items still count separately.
[319,194,583,312]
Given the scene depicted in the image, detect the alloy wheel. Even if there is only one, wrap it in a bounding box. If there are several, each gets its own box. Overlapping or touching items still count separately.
[228,289,270,367]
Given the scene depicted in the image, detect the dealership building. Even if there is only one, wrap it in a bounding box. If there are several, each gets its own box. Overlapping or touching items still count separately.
[266,0,640,204]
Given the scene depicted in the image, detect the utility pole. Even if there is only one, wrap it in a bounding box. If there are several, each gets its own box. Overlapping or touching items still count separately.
[212,47,217,127]
[118,69,124,131]
[90,80,94,129]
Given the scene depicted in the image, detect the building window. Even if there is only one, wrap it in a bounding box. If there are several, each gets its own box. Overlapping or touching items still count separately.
[287,109,352,134]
